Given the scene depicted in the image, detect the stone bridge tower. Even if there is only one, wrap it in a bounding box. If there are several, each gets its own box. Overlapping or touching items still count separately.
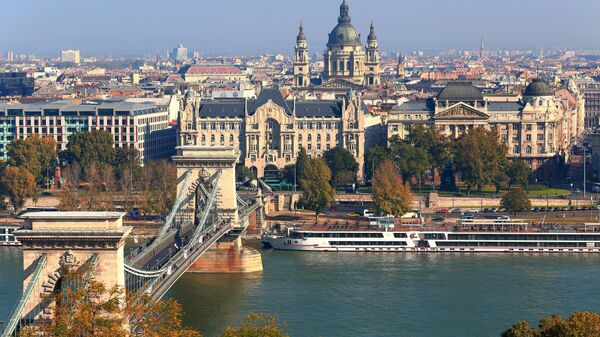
[172,145,239,227]
[14,212,131,322]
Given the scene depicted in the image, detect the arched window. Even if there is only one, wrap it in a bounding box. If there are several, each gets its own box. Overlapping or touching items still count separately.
[308,134,312,141]
[201,134,206,143]
[526,146,532,154]
[298,134,303,141]
[220,134,225,143]
[210,135,215,143]
[326,134,331,141]
[317,134,321,141]
[229,135,234,142]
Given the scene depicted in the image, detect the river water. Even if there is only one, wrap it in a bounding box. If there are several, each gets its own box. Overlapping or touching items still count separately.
[2,247,600,337]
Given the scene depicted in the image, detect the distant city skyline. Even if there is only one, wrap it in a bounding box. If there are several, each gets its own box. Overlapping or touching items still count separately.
[3,0,600,57]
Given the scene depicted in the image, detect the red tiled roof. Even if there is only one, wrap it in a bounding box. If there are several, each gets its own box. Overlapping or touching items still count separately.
[166,74,184,82]
[185,66,242,75]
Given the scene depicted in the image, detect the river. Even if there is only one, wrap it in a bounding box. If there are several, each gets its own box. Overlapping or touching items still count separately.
[2,247,600,336]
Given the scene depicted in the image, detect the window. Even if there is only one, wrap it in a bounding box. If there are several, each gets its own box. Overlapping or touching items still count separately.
[526,146,532,154]
[525,124,532,131]
[526,134,532,141]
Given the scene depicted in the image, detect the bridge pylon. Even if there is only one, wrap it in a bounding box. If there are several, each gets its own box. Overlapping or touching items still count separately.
[172,146,239,227]
[8,212,131,331]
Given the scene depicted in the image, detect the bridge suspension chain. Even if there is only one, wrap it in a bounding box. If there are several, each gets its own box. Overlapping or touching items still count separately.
[1,254,47,337]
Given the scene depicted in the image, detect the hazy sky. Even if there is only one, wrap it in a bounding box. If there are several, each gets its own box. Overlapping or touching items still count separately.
[3,0,600,57]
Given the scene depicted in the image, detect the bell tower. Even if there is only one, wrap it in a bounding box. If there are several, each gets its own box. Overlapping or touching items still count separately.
[364,21,380,86]
[293,22,310,88]
[396,52,405,79]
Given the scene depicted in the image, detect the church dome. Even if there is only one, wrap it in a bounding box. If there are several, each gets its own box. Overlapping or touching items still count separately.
[437,81,483,101]
[327,0,361,47]
[524,79,553,96]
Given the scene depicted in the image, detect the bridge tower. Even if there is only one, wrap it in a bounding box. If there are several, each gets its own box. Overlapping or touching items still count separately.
[172,145,239,227]
[12,212,131,324]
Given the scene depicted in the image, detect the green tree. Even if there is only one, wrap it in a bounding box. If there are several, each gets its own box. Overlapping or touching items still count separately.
[372,160,412,216]
[323,147,358,188]
[236,165,256,183]
[501,187,531,215]
[295,147,310,184]
[220,313,289,337]
[1,166,36,212]
[389,140,429,185]
[454,127,508,194]
[405,125,451,188]
[365,145,391,182]
[62,130,117,172]
[300,157,335,218]
[507,159,531,189]
[7,136,57,186]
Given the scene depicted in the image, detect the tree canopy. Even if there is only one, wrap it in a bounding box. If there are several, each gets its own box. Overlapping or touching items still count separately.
[372,160,412,216]
[322,147,358,187]
[501,187,531,215]
[502,311,600,337]
[454,127,508,193]
[299,157,335,218]
[7,136,57,186]
[507,159,531,189]
[62,130,117,170]
[1,166,36,212]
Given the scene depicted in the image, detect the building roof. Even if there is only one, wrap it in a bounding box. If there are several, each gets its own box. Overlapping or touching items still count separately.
[181,65,242,76]
[0,100,164,116]
[487,102,525,111]
[394,99,435,112]
[295,101,342,118]
[20,211,126,220]
[437,81,484,101]
[199,100,245,118]
[248,88,292,116]
[524,79,554,96]
[327,0,361,47]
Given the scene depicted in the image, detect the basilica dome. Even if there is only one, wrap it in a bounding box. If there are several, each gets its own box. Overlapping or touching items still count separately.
[327,0,361,47]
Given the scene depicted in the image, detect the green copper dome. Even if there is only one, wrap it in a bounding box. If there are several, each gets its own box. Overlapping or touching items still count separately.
[327,0,361,47]
[524,79,553,96]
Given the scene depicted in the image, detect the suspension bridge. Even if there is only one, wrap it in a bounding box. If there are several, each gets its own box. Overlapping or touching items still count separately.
[1,146,262,336]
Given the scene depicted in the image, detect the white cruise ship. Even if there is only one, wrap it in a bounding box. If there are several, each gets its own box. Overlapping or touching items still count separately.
[262,219,600,253]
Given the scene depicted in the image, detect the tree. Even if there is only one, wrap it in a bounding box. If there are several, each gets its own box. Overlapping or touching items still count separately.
[454,127,508,194]
[322,147,358,187]
[501,187,531,215]
[300,157,335,218]
[7,136,57,186]
[389,140,429,185]
[507,159,531,189]
[220,313,289,337]
[501,321,539,337]
[372,160,412,216]
[19,266,200,337]
[295,147,310,184]
[139,160,177,216]
[405,125,451,180]
[236,165,256,183]
[502,312,600,337]
[62,130,117,172]
[1,166,36,212]
[365,145,391,183]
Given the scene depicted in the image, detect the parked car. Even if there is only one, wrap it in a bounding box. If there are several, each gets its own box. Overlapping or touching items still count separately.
[436,208,449,214]
[431,216,445,222]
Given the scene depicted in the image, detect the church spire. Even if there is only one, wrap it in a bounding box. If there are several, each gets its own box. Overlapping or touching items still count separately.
[367,20,377,41]
[296,21,306,42]
[338,0,351,23]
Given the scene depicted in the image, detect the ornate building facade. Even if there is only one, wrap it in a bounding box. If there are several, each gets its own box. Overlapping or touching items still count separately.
[387,80,585,174]
[178,88,379,179]
[293,0,380,87]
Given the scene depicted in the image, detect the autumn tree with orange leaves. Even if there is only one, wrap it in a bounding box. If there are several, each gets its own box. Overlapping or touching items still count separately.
[372,159,412,217]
